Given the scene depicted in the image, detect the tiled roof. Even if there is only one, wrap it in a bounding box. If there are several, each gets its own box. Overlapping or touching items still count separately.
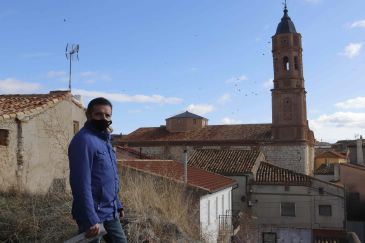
[188,149,262,175]
[118,124,272,145]
[115,146,152,160]
[316,151,347,159]
[255,162,311,185]
[120,159,237,193]
[0,91,82,121]
[166,111,206,120]
[314,163,335,175]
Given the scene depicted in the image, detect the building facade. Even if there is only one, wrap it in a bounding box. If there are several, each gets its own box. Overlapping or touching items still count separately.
[0,91,86,193]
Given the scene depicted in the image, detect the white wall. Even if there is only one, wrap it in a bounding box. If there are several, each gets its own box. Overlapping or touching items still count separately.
[200,187,232,243]
[250,180,345,230]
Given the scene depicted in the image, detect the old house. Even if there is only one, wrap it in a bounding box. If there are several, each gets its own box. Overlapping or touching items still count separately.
[114,4,316,176]
[314,150,347,170]
[187,148,346,242]
[188,149,264,214]
[0,90,86,193]
[251,162,345,242]
[119,159,237,243]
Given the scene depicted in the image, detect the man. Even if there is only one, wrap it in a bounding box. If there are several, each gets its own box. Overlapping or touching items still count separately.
[68,97,127,243]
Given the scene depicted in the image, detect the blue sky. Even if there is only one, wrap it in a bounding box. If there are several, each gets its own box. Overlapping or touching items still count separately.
[0,0,364,142]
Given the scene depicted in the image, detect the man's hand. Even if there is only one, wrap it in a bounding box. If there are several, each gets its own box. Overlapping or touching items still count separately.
[85,224,100,238]
[119,208,125,219]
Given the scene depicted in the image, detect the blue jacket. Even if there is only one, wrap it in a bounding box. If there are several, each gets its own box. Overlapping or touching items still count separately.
[68,121,123,230]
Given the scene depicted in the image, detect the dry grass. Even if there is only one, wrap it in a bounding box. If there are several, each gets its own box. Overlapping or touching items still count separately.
[0,189,77,243]
[0,168,202,242]
[120,168,201,242]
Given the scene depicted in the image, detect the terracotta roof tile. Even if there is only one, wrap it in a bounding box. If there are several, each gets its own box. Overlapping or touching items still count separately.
[255,162,311,185]
[0,91,76,120]
[120,159,237,193]
[115,146,152,160]
[118,124,272,145]
[166,111,206,120]
[315,151,347,159]
[188,149,262,175]
[314,163,335,175]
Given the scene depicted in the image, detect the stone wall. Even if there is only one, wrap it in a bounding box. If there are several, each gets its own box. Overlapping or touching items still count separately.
[0,98,86,193]
[262,144,314,175]
[0,121,18,191]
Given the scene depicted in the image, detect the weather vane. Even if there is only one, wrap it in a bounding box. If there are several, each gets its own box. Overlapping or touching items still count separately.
[283,0,287,9]
[65,43,79,91]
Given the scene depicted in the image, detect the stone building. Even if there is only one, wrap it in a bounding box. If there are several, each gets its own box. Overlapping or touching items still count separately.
[0,91,86,193]
[114,5,315,175]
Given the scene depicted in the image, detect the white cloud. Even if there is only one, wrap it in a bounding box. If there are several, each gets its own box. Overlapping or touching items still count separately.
[263,78,273,89]
[217,93,231,104]
[73,89,182,104]
[315,112,365,128]
[0,78,41,94]
[186,104,214,115]
[339,42,363,58]
[225,75,248,84]
[336,97,365,110]
[47,70,67,78]
[350,19,365,29]
[310,112,365,142]
[221,117,242,125]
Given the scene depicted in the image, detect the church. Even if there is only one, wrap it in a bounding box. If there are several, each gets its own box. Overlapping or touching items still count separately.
[114,5,315,175]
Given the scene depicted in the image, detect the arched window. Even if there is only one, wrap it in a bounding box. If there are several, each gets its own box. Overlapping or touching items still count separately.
[283,56,290,71]
[294,56,299,70]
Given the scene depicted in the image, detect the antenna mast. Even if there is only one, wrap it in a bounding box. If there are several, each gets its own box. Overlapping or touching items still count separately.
[65,43,79,91]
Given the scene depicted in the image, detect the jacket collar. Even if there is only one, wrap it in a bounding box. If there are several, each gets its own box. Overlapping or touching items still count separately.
[84,121,111,141]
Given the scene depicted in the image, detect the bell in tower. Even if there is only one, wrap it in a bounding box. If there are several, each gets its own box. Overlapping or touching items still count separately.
[271,3,309,142]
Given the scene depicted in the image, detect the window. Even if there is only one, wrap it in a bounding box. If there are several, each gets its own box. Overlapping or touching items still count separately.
[263,232,277,243]
[281,202,295,217]
[319,205,332,216]
[207,200,210,225]
[283,56,290,71]
[294,56,299,70]
[193,119,196,124]
[0,129,9,146]
[73,121,79,135]
[228,191,231,211]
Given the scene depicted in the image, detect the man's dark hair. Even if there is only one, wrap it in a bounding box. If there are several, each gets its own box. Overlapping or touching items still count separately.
[86,97,112,118]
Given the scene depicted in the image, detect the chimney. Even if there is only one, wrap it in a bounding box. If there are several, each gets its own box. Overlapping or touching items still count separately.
[357,135,364,165]
[183,149,188,184]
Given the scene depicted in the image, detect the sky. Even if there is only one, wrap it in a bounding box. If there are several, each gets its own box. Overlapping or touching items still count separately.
[0,0,364,143]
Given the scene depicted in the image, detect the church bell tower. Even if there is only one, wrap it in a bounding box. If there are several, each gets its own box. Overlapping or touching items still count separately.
[271,4,309,142]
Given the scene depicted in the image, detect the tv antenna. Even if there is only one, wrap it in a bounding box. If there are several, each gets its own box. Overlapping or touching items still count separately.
[65,43,79,91]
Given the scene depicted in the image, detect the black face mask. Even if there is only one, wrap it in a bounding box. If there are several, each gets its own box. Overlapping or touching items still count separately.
[90,119,112,132]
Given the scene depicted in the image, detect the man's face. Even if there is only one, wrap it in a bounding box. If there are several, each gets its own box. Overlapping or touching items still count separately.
[90,104,112,121]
